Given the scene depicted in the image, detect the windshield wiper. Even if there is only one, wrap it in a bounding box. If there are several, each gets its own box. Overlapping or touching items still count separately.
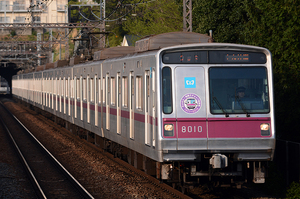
[213,96,229,117]
[236,97,250,117]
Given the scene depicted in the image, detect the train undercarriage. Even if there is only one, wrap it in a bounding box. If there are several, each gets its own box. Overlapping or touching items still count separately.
[16,99,268,191]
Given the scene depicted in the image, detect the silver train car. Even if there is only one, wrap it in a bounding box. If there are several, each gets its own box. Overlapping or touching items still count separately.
[12,32,275,188]
[0,77,10,95]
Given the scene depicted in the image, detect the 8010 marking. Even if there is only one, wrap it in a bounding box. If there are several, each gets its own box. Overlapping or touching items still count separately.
[182,126,202,133]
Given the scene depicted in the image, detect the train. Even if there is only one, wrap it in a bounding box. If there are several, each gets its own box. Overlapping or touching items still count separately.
[0,76,10,95]
[12,32,275,189]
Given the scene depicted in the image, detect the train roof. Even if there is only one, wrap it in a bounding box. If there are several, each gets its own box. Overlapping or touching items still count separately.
[17,32,212,74]
[93,32,212,61]
[135,31,212,52]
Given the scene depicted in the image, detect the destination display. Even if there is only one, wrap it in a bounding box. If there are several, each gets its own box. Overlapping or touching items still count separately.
[225,53,249,62]
[162,50,267,64]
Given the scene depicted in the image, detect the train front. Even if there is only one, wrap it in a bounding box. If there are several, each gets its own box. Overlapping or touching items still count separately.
[158,43,275,186]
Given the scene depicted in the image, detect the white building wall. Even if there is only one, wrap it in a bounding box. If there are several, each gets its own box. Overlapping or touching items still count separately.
[0,0,68,34]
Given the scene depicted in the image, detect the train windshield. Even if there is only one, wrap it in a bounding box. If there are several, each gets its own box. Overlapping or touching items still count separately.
[209,67,270,114]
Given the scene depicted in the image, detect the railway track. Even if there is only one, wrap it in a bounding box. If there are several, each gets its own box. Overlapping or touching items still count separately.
[21,102,193,199]
[1,98,275,198]
[0,101,94,199]
[2,98,193,199]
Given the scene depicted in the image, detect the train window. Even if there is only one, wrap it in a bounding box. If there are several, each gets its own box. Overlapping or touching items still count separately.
[83,78,87,100]
[70,78,74,98]
[65,78,68,98]
[87,76,90,102]
[58,77,61,96]
[76,78,80,100]
[118,76,121,95]
[111,77,116,106]
[90,78,94,102]
[63,77,65,97]
[162,67,173,114]
[122,77,128,107]
[98,78,101,103]
[136,76,142,110]
[107,76,110,103]
[209,67,270,115]
[102,78,106,103]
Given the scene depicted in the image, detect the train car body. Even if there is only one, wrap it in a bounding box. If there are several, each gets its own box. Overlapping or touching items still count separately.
[0,80,10,94]
[12,32,275,187]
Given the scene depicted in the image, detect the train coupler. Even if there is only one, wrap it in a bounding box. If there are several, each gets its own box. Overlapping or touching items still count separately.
[253,161,265,183]
[209,154,228,169]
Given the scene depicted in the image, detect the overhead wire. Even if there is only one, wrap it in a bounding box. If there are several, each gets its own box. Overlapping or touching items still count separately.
[78,0,156,23]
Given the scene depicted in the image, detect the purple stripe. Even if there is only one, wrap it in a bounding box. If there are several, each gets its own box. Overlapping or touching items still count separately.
[50,97,157,125]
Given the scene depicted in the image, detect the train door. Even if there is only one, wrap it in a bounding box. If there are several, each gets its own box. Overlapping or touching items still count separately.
[95,75,98,126]
[80,76,83,121]
[87,75,90,123]
[44,77,47,107]
[106,73,110,130]
[145,70,151,145]
[74,76,77,119]
[68,77,71,116]
[59,77,62,113]
[129,72,134,139]
[117,73,121,134]
[174,66,207,150]
[51,77,54,110]
[152,69,156,147]
[63,77,66,115]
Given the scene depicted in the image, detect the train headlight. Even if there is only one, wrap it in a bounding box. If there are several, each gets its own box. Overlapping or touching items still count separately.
[164,124,174,137]
[260,123,270,136]
[164,124,173,131]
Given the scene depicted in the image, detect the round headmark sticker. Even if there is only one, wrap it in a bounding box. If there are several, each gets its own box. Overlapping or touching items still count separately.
[181,93,202,114]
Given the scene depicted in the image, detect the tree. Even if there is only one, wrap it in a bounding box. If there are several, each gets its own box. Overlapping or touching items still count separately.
[122,0,182,37]
[193,0,248,43]
[192,0,300,140]
[243,0,300,140]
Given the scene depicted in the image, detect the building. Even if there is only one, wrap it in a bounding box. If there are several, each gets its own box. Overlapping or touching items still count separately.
[0,0,68,35]
[121,35,141,46]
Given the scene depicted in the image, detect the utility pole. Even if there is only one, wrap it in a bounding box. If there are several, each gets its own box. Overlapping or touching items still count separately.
[65,4,69,60]
[37,33,41,65]
[183,0,192,32]
[70,0,106,50]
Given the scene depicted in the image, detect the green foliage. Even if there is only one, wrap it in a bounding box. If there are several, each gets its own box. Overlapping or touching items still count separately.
[69,0,100,23]
[122,0,182,37]
[287,182,300,199]
[106,25,126,47]
[242,0,300,140]
[10,30,16,37]
[193,0,248,43]
[32,29,37,36]
[193,0,300,141]
[28,34,36,41]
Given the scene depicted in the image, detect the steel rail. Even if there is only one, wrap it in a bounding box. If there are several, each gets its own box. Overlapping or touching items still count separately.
[0,105,47,199]
[0,101,95,199]
[34,112,192,199]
